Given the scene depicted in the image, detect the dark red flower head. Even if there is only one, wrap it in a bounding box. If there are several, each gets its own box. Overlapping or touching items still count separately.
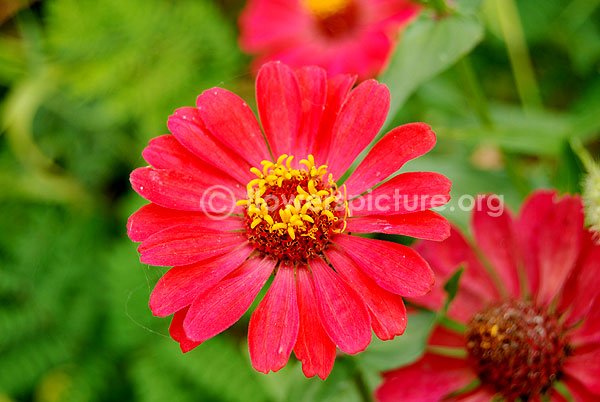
[239,0,421,80]
[128,62,451,378]
[377,191,600,401]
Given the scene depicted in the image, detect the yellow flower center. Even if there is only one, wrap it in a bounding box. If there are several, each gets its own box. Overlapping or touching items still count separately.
[303,0,352,19]
[236,154,348,261]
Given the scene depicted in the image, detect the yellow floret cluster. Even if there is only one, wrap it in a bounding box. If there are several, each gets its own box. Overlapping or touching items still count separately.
[303,0,351,18]
[236,154,347,241]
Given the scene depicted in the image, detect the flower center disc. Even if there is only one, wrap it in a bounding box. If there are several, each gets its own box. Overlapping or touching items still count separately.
[303,0,359,38]
[237,155,347,262]
[465,300,568,400]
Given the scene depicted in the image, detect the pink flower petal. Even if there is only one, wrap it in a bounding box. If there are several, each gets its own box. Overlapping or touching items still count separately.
[349,172,451,215]
[138,225,247,266]
[183,256,276,342]
[169,307,202,353]
[376,353,477,402]
[516,190,557,296]
[345,210,450,241]
[249,261,299,374]
[333,234,434,297]
[167,107,254,184]
[312,74,356,164]
[149,244,254,317]
[256,62,302,157]
[127,204,243,243]
[471,194,521,298]
[294,66,327,158]
[130,167,243,212]
[309,258,371,354]
[326,80,390,179]
[536,194,583,306]
[293,265,336,380]
[196,88,270,167]
[344,123,436,195]
[563,345,600,395]
[325,247,407,340]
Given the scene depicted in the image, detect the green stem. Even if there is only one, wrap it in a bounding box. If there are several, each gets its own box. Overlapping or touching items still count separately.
[495,0,543,112]
[353,368,374,402]
[429,0,450,16]
[456,56,493,127]
[570,138,597,173]
[438,315,467,333]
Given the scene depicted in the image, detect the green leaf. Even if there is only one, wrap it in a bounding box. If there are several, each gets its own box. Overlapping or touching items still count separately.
[285,358,364,402]
[442,266,464,314]
[380,14,484,125]
[355,311,437,372]
[555,140,585,194]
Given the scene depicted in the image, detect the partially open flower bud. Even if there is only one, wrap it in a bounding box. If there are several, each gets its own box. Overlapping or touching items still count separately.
[583,163,600,240]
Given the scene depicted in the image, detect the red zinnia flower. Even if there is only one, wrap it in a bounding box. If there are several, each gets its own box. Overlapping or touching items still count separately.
[127,62,451,378]
[376,191,600,401]
[239,0,420,80]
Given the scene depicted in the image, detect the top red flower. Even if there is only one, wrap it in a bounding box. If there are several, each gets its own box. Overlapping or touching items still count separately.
[377,191,600,401]
[127,62,451,379]
[239,0,420,80]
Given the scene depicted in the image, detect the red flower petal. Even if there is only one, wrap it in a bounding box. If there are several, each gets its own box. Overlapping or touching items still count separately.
[516,190,557,296]
[138,225,247,266]
[471,194,521,298]
[349,172,451,215]
[149,244,254,317]
[294,66,327,158]
[167,107,254,184]
[428,325,466,348]
[256,62,302,157]
[345,210,450,241]
[325,247,407,340]
[127,204,243,243]
[559,231,600,327]
[293,266,336,380]
[334,234,434,297]
[326,80,390,179]
[196,88,270,167]
[312,74,356,164]
[563,344,600,395]
[549,391,568,402]
[344,123,436,195]
[376,353,477,402]
[445,387,497,402]
[564,377,600,402]
[130,167,243,212]
[238,0,309,52]
[414,226,500,303]
[141,135,242,188]
[249,261,299,374]
[309,258,371,354]
[567,296,600,347]
[536,194,583,306]
[183,256,276,342]
[169,307,202,353]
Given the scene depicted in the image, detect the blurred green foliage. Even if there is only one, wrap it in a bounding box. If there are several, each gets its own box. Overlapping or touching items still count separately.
[0,0,599,401]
